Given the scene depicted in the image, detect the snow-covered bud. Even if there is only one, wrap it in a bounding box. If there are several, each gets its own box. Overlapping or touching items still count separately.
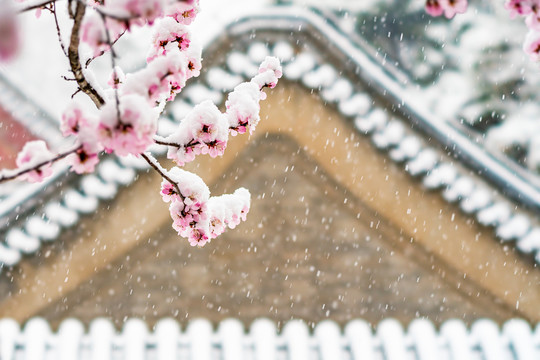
[259,56,283,79]
[204,188,251,239]
[226,82,261,135]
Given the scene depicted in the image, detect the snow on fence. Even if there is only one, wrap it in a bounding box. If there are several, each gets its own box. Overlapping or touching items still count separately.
[0,317,538,360]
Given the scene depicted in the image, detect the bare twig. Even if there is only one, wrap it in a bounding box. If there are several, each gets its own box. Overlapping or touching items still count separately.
[52,2,68,57]
[141,152,183,200]
[68,1,105,108]
[99,12,121,122]
[0,145,81,184]
[84,30,126,68]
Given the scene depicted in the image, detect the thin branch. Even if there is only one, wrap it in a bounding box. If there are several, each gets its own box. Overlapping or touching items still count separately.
[99,12,121,122]
[68,1,105,108]
[16,0,58,13]
[154,137,199,149]
[52,2,68,57]
[153,123,248,149]
[84,30,126,68]
[0,145,81,184]
[141,152,183,200]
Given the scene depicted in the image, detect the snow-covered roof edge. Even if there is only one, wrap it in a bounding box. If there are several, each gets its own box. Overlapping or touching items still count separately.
[0,317,538,360]
[227,6,540,215]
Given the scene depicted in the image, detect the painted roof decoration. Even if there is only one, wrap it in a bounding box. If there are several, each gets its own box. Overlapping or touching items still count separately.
[0,317,539,360]
[0,7,539,273]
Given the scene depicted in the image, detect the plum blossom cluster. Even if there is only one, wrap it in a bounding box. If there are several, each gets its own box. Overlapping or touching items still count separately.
[0,0,282,247]
[81,0,200,57]
[159,56,283,166]
[425,0,468,19]
[160,168,250,246]
[505,0,540,61]
[62,0,205,170]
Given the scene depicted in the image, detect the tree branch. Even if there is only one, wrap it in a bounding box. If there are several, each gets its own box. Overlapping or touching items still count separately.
[141,152,183,200]
[0,145,81,184]
[68,1,105,108]
[154,137,199,149]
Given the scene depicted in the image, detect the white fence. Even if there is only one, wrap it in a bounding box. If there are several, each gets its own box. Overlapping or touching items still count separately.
[0,317,538,360]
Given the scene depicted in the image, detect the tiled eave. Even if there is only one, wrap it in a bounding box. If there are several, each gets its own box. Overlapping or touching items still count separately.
[228,7,540,215]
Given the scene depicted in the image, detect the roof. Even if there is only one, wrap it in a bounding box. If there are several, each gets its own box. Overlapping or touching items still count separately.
[0,7,539,273]
[0,317,539,360]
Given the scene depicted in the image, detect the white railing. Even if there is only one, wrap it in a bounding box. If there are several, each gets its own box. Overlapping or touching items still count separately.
[0,317,538,360]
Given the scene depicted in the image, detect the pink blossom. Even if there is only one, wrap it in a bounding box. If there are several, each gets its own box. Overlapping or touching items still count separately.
[425,0,467,18]
[0,4,19,61]
[147,17,191,62]
[160,180,180,202]
[189,101,227,142]
[108,66,125,89]
[15,141,54,182]
[206,140,227,158]
[185,42,202,79]
[440,0,468,19]
[524,29,540,61]
[169,200,186,228]
[122,51,188,104]
[164,100,229,165]
[165,0,200,25]
[505,0,535,18]
[189,230,210,247]
[167,146,196,166]
[68,143,100,174]
[425,0,444,17]
[526,11,540,31]
[61,102,98,137]
[98,94,158,156]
